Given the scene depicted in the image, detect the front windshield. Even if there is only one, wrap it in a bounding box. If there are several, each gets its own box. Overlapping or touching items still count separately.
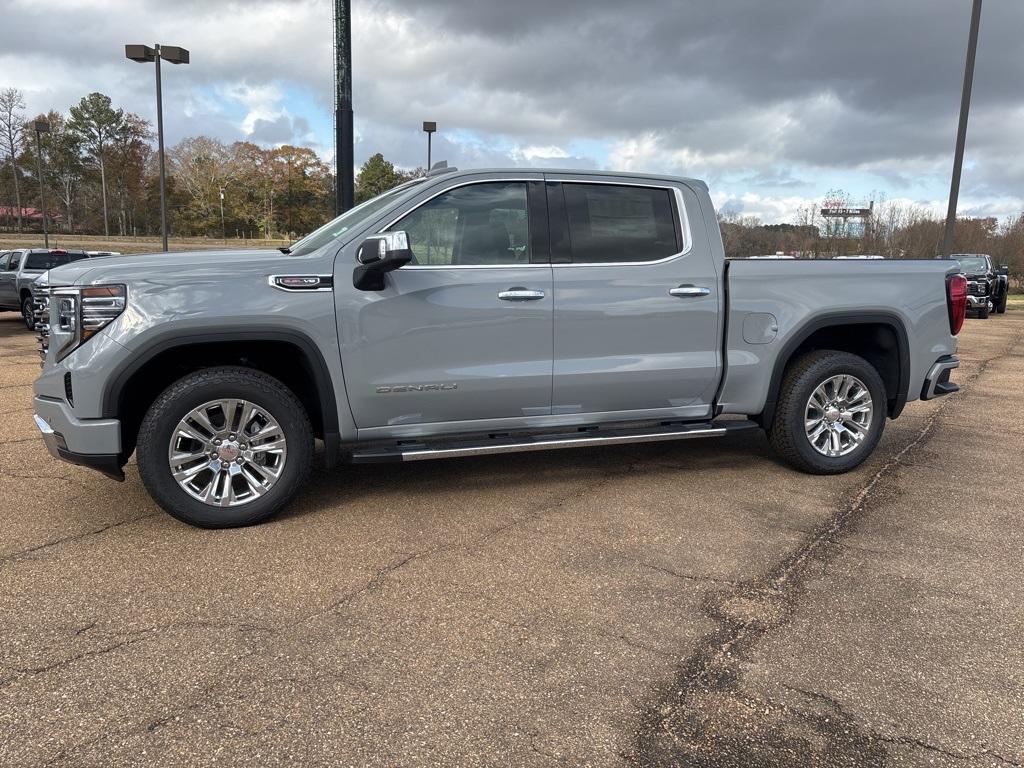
[956,256,988,273]
[287,180,426,257]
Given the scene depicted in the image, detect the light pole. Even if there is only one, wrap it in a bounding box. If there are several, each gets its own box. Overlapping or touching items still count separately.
[423,121,437,171]
[126,43,189,252]
[942,0,983,257]
[219,187,226,243]
[33,120,50,249]
[334,0,354,214]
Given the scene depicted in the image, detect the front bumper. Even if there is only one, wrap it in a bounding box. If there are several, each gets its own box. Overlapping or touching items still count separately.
[920,355,960,400]
[966,295,992,311]
[33,397,125,481]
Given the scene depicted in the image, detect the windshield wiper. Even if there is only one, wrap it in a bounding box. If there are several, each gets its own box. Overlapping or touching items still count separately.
[278,247,291,255]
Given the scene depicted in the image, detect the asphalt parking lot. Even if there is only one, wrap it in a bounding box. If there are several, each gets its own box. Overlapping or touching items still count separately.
[1,311,1021,767]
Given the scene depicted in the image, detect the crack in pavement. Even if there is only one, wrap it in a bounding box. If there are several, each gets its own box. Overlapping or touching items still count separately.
[785,685,1021,766]
[0,435,43,446]
[619,556,739,586]
[0,512,161,565]
[633,328,1024,767]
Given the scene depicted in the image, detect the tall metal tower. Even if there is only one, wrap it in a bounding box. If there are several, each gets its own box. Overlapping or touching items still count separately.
[334,0,355,214]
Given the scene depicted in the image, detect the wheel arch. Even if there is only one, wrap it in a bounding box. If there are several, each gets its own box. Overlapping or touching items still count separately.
[759,312,911,427]
[101,328,341,467]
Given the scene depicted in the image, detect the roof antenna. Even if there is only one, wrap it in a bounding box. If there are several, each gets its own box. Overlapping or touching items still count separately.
[427,160,458,177]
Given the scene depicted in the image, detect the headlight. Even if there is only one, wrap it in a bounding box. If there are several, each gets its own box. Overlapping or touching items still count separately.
[49,285,126,361]
[80,285,127,341]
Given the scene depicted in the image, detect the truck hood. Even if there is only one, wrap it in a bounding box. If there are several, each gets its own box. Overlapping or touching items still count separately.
[46,249,289,286]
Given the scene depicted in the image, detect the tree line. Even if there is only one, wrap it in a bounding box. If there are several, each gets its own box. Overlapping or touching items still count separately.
[0,87,424,240]
[2,85,1021,274]
[721,193,1023,280]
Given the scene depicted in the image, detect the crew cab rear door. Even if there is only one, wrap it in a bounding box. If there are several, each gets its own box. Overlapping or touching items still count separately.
[546,175,722,421]
[336,175,554,433]
[0,252,18,308]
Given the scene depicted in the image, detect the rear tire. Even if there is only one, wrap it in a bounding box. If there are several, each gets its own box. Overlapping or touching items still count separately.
[768,350,886,474]
[136,366,313,528]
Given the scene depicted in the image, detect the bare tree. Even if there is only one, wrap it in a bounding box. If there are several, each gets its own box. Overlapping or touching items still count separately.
[0,87,27,232]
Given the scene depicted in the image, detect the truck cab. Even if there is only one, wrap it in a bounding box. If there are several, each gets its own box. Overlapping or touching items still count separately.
[0,248,92,329]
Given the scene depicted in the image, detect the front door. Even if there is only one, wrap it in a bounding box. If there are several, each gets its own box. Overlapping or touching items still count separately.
[336,178,554,434]
[546,177,723,420]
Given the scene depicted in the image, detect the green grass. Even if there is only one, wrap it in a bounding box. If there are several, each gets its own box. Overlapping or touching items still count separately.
[0,233,289,255]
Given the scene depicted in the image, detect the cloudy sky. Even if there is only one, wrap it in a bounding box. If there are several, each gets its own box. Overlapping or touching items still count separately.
[2,0,1022,223]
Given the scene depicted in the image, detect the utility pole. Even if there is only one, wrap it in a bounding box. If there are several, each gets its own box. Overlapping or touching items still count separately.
[942,0,982,257]
[219,187,226,243]
[33,120,50,249]
[334,0,354,214]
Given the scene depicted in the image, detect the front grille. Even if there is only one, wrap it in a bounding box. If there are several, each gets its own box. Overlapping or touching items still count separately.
[967,281,987,297]
[33,287,51,366]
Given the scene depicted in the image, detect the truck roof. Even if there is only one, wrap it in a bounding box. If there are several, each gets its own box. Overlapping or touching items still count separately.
[436,166,708,190]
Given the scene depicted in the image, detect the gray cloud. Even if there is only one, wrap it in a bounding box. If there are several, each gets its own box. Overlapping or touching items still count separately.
[0,0,1020,219]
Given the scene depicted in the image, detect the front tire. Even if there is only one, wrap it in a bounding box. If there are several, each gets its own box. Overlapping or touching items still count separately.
[22,295,35,330]
[768,350,886,474]
[137,366,313,528]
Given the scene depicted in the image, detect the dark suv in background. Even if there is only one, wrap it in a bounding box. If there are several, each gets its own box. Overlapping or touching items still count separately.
[951,254,1009,318]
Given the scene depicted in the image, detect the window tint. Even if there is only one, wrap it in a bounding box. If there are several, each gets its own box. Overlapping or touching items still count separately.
[8,253,21,270]
[391,182,531,266]
[24,251,89,270]
[563,184,680,263]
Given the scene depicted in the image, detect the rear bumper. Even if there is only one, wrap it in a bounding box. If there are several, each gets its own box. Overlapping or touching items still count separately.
[920,355,960,400]
[33,397,125,481]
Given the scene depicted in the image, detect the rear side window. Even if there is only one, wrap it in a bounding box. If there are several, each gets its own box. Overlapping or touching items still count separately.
[563,184,680,264]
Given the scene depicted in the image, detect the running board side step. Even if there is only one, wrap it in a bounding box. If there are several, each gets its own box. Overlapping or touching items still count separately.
[350,419,758,463]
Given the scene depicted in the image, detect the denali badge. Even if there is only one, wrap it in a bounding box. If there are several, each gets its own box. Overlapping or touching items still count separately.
[377,383,458,393]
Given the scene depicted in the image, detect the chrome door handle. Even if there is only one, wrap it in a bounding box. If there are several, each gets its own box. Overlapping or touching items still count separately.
[498,288,545,301]
[669,285,711,298]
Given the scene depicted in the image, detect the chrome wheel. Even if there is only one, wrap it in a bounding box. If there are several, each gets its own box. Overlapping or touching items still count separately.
[167,398,287,507]
[804,374,873,458]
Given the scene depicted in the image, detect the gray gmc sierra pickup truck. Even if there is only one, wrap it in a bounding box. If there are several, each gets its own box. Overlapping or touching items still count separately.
[32,168,966,528]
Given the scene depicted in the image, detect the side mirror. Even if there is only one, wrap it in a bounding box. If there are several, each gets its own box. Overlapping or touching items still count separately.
[353,231,413,291]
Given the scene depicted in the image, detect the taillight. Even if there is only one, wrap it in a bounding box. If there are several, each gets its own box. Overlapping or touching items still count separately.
[947,273,967,335]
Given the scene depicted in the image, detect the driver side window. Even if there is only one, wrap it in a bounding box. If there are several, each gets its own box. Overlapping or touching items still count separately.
[391,182,530,266]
